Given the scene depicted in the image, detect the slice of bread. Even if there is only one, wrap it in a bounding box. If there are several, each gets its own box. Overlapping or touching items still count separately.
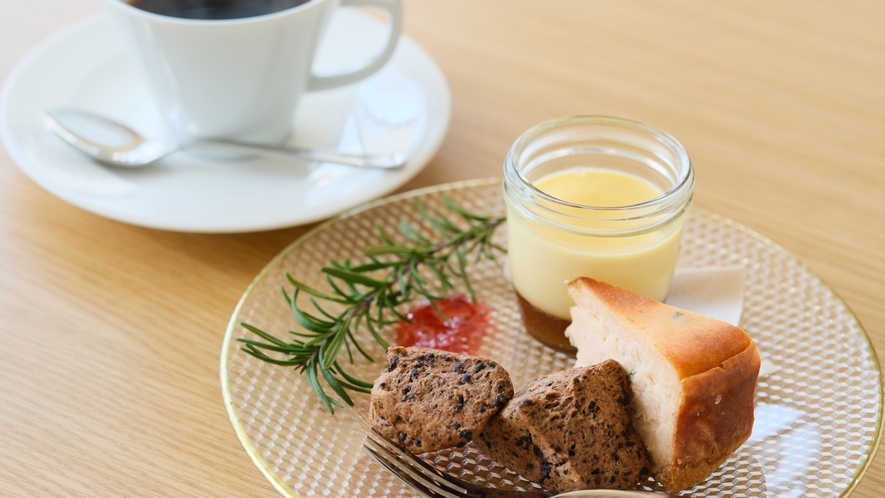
[565,277,761,491]
[475,360,650,491]
[370,346,514,454]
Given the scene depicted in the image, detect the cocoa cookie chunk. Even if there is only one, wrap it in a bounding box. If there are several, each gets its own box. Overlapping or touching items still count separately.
[476,360,650,491]
[370,346,514,454]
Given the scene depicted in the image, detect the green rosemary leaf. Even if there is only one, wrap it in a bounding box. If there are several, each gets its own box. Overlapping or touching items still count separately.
[306,362,336,414]
[342,323,357,364]
[335,362,376,389]
[321,267,387,289]
[326,378,372,394]
[335,382,373,394]
[364,246,421,257]
[408,261,429,286]
[240,322,288,347]
[364,314,389,350]
[285,275,351,304]
[375,224,396,246]
[239,344,304,366]
[325,275,350,299]
[311,296,344,322]
[347,327,375,362]
[289,290,336,333]
[350,261,401,272]
[290,309,334,334]
[456,245,475,300]
[427,264,453,294]
[238,338,302,355]
[322,321,349,370]
[287,329,315,339]
[426,215,458,237]
[398,219,431,245]
[240,199,506,414]
[443,197,487,222]
[321,367,354,406]
[434,209,461,232]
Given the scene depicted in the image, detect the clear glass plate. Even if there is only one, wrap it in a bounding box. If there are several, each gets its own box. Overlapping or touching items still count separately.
[221,178,882,497]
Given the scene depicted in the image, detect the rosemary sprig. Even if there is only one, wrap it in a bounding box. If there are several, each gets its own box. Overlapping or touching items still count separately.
[238,198,506,414]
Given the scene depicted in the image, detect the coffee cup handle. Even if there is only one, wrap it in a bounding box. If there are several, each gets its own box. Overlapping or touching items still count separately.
[308,0,402,91]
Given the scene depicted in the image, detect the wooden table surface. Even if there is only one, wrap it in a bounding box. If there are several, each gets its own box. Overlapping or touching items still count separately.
[2,1,883,496]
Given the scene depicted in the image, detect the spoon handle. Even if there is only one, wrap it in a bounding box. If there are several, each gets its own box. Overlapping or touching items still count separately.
[191,139,408,169]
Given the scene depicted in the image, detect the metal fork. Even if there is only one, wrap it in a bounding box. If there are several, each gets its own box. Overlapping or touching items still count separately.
[361,429,683,498]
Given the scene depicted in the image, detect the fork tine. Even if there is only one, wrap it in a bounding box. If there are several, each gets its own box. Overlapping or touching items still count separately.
[367,430,475,492]
[363,436,475,498]
[363,431,554,498]
[362,438,463,498]
[362,429,478,497]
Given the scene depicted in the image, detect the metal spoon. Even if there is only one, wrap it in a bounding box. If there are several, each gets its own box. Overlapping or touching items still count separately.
[42,109,408,169]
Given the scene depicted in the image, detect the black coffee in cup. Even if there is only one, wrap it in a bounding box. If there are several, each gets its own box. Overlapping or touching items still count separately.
[126,0,311,20]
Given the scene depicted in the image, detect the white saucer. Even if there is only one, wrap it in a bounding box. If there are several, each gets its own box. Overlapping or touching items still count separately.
[0,10,450,232]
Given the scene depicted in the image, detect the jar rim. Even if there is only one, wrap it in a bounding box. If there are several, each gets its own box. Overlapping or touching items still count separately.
[504,115,694,214]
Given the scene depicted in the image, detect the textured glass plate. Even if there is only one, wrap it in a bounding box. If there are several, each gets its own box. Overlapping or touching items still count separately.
[221,178,883,497]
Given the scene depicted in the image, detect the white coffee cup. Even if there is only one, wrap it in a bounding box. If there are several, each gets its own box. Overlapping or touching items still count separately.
[105,0,402,144]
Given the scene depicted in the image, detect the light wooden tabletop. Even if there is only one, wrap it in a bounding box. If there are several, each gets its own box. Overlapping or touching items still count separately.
[1,0,883,496]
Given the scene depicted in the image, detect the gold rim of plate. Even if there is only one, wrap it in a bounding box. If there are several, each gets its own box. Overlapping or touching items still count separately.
[220,177,883,498]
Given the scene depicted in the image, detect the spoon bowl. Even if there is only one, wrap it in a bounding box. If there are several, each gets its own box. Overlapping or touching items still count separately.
[43,109,408,169]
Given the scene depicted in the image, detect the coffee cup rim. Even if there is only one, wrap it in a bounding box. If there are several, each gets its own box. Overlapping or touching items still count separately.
[105,0,326,25]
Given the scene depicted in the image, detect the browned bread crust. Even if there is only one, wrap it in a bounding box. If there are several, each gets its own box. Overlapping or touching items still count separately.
[369,346,514,454]
[660,342,760,490]
[571,277,753,378]
[566,277,761,491]
[475,360,650,491]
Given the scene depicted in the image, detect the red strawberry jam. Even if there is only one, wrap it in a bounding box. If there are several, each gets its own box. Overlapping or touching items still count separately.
[396,296,492,354]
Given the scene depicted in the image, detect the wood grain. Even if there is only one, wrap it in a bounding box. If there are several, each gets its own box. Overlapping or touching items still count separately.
[1,0,883,496]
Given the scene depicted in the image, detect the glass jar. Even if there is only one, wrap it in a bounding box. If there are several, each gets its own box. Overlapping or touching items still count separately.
[503,116,694,351]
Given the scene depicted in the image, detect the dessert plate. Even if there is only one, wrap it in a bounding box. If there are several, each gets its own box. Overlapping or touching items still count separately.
[221,179,882,497]
[0,10,450,232]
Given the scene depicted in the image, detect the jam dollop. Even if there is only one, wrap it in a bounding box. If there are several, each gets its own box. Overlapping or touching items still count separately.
[396,296,492,354]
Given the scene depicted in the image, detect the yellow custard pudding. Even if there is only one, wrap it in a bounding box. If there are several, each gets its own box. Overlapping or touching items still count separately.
[503,116,694,351]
